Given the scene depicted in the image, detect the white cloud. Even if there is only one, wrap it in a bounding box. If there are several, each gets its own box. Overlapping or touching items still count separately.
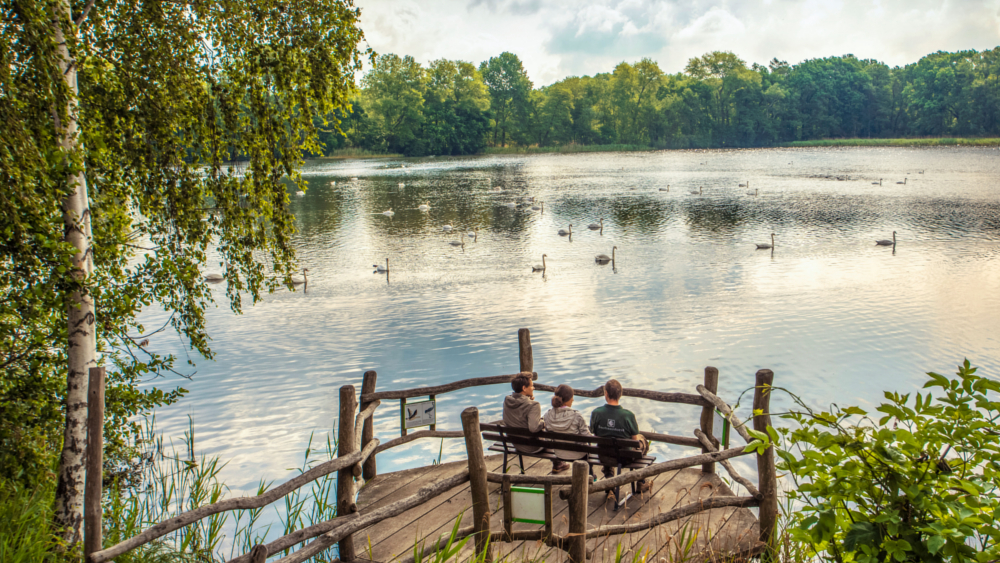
[355,0,1000,86]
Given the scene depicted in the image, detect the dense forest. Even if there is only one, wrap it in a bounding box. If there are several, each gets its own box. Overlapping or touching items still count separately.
[318,47,1000,156]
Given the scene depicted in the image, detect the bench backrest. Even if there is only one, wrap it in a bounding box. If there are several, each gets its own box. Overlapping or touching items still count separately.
[480,423,645,460]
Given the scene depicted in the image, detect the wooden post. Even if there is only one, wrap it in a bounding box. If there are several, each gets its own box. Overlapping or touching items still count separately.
[700,366,719,474]
[338,385,358,562]
[84,366,105,560]
[518,328,533,373]
[360,370,378,481]
[753,369,778,553]
[502,475,512,539]
[461,407,492,562]
[428,394,437,431]
[543,483,553,540]
[567,460,589,563]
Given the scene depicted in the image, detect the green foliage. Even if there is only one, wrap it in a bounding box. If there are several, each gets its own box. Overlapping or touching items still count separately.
[0,480,68,563]
[778,360,1000,562]
[1,0,367,484]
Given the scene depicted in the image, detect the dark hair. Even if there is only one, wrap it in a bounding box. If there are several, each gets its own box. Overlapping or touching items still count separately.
[551,384,574,408]
[604,379,623,401]
[512,374,532,394]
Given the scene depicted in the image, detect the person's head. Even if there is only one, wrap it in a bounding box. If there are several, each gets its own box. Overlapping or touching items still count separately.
[512,374,534,398]
[551,384,574,408]
[603,379,623,404]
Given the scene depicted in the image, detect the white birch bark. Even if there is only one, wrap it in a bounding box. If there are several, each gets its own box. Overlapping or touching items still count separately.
[52,0,97,547]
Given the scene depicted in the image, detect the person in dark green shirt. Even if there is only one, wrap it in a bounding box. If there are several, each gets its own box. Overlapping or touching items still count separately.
[589,379,653,492]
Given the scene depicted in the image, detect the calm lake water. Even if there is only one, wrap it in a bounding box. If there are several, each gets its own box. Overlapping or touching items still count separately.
[143,146,1000,498]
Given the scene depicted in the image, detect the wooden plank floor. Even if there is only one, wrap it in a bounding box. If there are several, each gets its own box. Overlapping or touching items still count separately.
[353,455,761,563]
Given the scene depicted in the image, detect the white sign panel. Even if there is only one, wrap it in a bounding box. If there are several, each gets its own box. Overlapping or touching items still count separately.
[403,399,436,429]
[511,486,546,525]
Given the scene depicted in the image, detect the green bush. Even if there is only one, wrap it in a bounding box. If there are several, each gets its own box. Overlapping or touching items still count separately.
[0,479,68,563]
[777,360,1000,562]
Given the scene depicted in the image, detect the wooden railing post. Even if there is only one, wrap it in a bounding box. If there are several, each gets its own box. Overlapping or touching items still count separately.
[338,385,358,562]
[700,366,719,474]
[84,366,106,561]
[753,369,778,553]
[360,370,378,481]
[518,328,533,373]
[461,407,492,562]
[567,460,589,563]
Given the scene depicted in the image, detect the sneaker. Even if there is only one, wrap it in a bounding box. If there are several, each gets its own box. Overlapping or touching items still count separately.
[602,467,615,480]
[639,477,655,494]
[551,461,570,474]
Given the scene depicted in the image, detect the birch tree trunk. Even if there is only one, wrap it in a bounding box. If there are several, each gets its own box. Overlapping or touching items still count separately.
[52,0,98,547]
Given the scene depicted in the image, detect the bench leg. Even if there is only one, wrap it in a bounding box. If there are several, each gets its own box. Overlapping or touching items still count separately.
[518,454,525,475]
[503,451,508,474]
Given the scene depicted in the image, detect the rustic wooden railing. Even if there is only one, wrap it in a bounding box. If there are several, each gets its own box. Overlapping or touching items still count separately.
[84,328,778,563]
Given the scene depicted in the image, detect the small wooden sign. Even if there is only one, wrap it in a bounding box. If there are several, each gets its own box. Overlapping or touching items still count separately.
[713,409,731,449]
[402,399,436,429]
[511,486,546,525]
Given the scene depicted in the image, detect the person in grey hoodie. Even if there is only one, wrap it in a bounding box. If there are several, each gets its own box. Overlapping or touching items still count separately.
[502,373,545,456]
[543,384,592,473]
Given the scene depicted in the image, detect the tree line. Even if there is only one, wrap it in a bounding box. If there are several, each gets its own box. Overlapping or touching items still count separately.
[321,47,1000,156]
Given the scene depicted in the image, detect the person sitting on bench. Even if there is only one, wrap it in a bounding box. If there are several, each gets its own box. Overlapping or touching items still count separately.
[503,373,558,471]
[543,384,593,474]
[590,379,653,493]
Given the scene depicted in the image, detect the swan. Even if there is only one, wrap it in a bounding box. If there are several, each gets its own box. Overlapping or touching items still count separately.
[330,181,337,186]
[295,190,305,197]
[875,231,896,246]
[532,254,547,272]
[527,197,535,202]
[689,186,703,195]
[204,272,224,283]
[505,202,517,209]
[595,246,617,264]
[467,229,477,241]
[373,258,389,273]
[418,202,430,211]
[588,218,604,231]
[896,178,907,185]
[291,268,309,286]
[755,233,775,250]
[747,188,758,196]
[739,181,749,188]
[449,238,465,247]
[399,183,405,188]
[381,209,394,217]
[531,201,542,211]
[351,177,358,181]
[558,224,572,236]
[659,185,669,192]
[872,179,882,185]
[442,224,453,231]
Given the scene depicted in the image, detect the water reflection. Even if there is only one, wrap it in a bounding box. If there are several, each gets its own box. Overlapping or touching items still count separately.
[146,147,1000,503]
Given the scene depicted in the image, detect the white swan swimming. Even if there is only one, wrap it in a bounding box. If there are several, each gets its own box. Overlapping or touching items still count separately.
[532,254,547,272]
[418,202,430,211]
[659,185,669,192]
[467,229,477,241]
[756,233,775,250]
[449,238,465,247]
[747,188,758,196]
[374,258,389,273]
[896,178,907,185]
[295,190,305,197]
[588,218,604,231]
[505,202,517,209]
[382,209,394,217]
[531,201,543,211]
[595,246,617,264]
[875,231,897,246]
[442,224,453,231]
[739,181,749,188]
[291,268,309,285]
[204,272,224,283]
[872,179,882,185]
[558,224,572,236]
[330,180,337,186]
[689,186,703,195]
[351,177,359,181]
[399,183,405,188]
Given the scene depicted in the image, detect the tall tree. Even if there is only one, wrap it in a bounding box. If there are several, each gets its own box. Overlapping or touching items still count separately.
[2,0,367,546]
[362,54,427,154]
[479,52,532,147]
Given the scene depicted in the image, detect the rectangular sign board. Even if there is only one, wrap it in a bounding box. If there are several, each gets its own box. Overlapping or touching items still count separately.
[712,409,731,449]
[511,486,546,525]
[403,399,436,429]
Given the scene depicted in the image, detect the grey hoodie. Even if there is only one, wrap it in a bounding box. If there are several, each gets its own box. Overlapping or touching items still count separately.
[503,393,544,453]
[543,406,592,460]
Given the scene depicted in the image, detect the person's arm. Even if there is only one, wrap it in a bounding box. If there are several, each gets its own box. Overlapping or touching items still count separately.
[589,410,598,434]
[527,402,544,432]
[575,411,593,436]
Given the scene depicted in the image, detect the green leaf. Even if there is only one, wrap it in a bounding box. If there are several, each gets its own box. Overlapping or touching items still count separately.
[843,521,878,551]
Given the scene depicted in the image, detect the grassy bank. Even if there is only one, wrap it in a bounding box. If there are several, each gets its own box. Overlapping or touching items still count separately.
[482,143,656,155]
[778,137,1000,147]
[318,148,402,159]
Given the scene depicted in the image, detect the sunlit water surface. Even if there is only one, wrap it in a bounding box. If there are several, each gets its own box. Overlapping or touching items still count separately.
[141,146,1000,515]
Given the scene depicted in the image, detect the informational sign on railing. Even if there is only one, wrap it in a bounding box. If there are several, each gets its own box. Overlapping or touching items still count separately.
[402,399,436,429]
[511,486,547,524]
[713,409,731,449]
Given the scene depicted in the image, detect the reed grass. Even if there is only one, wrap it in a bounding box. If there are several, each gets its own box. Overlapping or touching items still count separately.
[322,148,402,158]
[481,144,656,155]
[779,137,1000,147]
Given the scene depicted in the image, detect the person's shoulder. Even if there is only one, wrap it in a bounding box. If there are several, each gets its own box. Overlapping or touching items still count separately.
[591,405,610,416]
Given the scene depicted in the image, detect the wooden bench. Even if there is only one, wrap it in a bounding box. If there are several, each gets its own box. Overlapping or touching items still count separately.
[480,423,656,510]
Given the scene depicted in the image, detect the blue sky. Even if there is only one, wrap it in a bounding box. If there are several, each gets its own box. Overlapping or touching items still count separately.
[355,0,1000,85]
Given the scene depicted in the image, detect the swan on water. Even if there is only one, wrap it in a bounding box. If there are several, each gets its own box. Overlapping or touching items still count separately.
[442,224,453,231]
[505,202,517,209]
[399,183,405,188]
[418,202,430,211]
[872,179,882,185]
[595,246,617,264]
[747,188,758,196]
[896,178,907,185]
[659,185,670,192]
[739,181,749,188]
[875,231,897,246]
[531,201,542,211]
[558,224,572,236]
[449,238,465,247]
[204,272,224,283]
[381,209,394,217]
[295,190,305,196]
[374,258,389,273]
[755,233,775,250]
[532,254,547,272]
[351,177,358,181]
[588,218,604,230]
[330,181,337,186]
[689,186,703,195]
[291,268,309,285]
[467,229,477,240]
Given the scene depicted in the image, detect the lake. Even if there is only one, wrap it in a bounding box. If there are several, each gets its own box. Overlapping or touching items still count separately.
[143,145,1000,498]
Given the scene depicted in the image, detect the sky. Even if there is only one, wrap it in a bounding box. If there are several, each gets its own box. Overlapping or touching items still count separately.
[354,0,1000,86]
